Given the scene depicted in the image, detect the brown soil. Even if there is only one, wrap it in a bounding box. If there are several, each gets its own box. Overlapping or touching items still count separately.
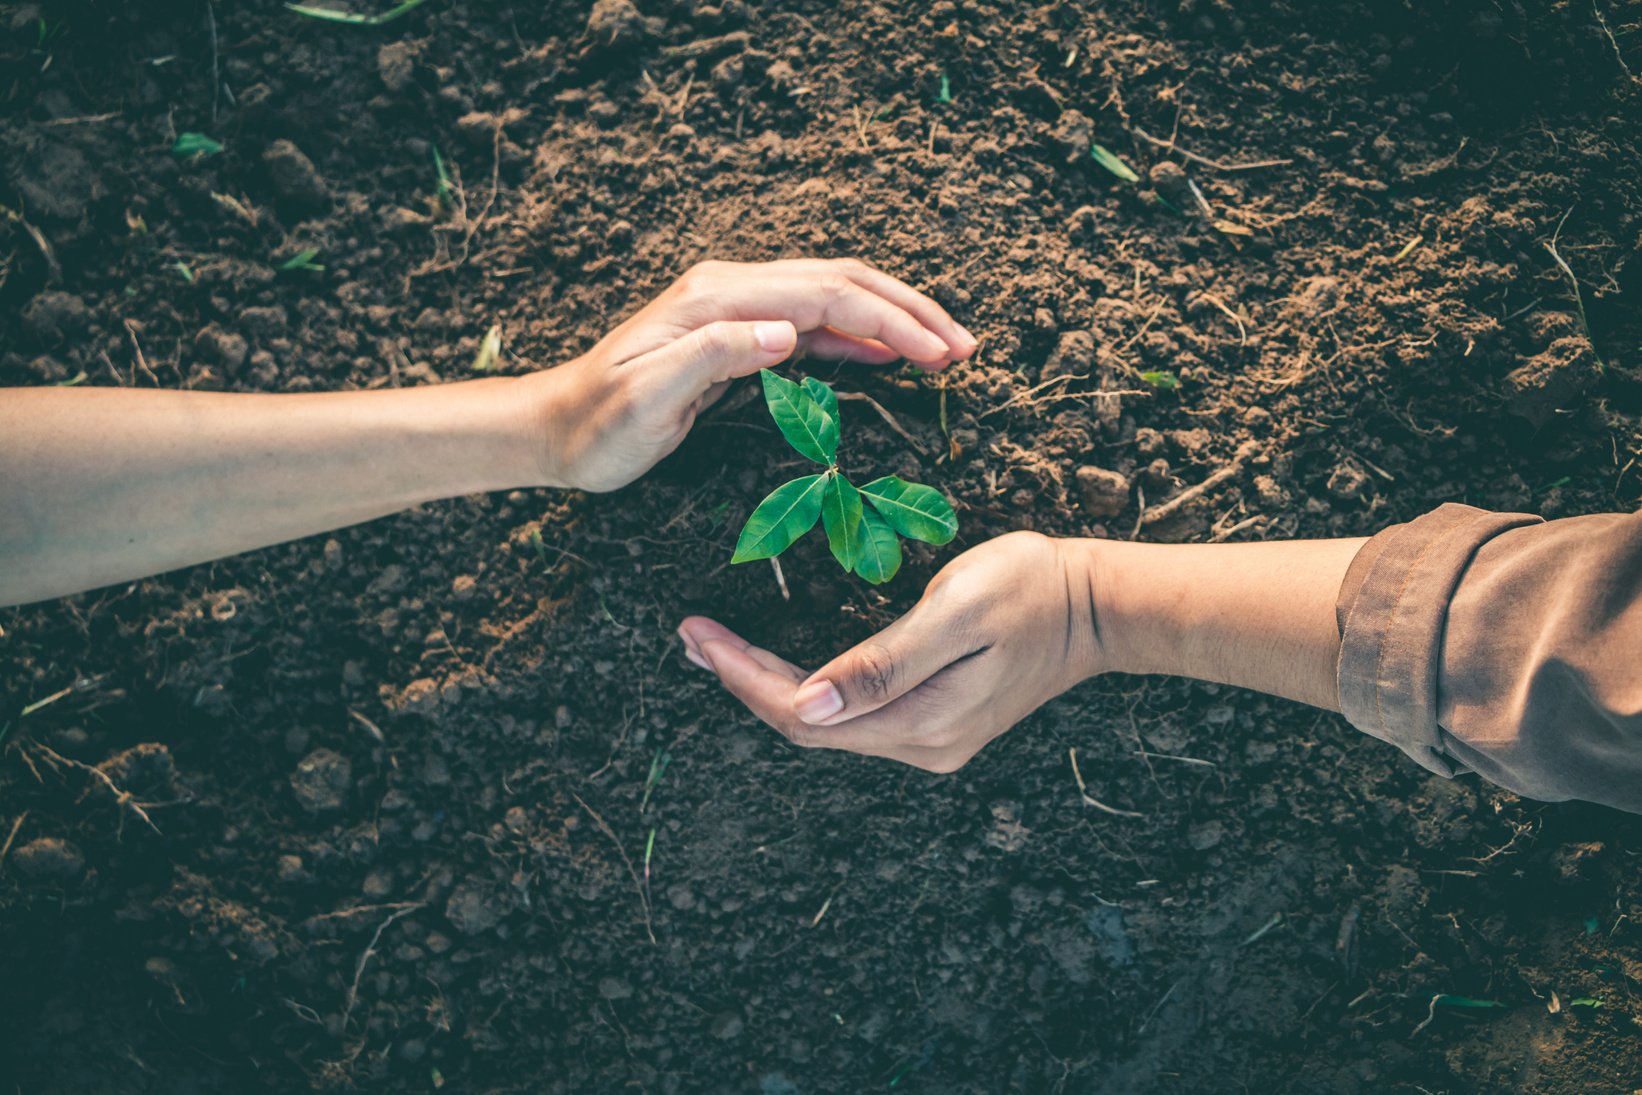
[4,1,1642,1092]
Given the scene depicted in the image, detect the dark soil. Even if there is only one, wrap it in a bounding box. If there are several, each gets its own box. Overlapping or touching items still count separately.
[4,0,1642,1091]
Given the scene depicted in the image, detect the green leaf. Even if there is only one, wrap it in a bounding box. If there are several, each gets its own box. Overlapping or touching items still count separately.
[1090,142,1139,183]
[276,248,325,272]
[802,376,840,425]
[859,476,958,546]
[172,133,224,159]
[1139,370,1179,390]
[1433,995,1507,1011]
[286,0,432,25]
[732,474,826,563]
[761,369,838,464]
[821,473,865,572]
[1569,997,1605,1009]
[852,506,902,585]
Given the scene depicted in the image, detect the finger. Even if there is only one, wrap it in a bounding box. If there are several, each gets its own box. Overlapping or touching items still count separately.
[635,320,798,406]
[804,259,977,361]
[685,266,954,365]
[692,634,922,758]
[796,327,900,365]
[791,604,983,727]
[678,616,805,682]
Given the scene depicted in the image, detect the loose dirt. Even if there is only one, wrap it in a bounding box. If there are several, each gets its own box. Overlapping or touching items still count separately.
[3,1,1640,1091]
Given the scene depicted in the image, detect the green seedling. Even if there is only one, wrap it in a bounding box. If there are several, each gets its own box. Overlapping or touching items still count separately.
[1434,995,1506,1011]
[1569,997,1605,1008]
[1139,370,1180,390]
[276,247,325,272]
[639,747,670,813]
[173,260,195,283]
[935,72,952,104]
[431,146,456,211]
[172,132,224,159]
[1091,142,1139,184]
[733,370,957,585]
[286,0,432,25]
[471,324,502,372]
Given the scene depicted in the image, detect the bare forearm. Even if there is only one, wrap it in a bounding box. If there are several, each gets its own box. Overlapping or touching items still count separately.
[0,381,545,606]
[1081,536,1368,710]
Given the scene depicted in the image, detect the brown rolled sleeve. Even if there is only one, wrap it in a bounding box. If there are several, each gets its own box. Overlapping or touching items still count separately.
[1335,502,1642,814]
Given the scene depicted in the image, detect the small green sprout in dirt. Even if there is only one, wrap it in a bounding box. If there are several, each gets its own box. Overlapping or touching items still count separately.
[1569,996,1605,1009]
[935,72,953,104]
[733,370,957,585]
[431,146,457,212]
[471,324,502,372]
[286,0,432,26]
[172,132,224,160]
[1090,142,1139,184]
[1139,370,1179,391]
[639,747,670,813]
[276,247,324,273]
[173,260,195,283]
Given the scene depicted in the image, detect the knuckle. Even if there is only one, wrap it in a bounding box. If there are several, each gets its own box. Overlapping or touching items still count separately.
[780,720,821,749]
[689,323,733,358]
[834,256,871,276]
[849,643,898,702]
[816,271,853,299]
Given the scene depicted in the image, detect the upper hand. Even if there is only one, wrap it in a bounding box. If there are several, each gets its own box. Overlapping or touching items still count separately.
[524,258,976,492]
[676,532,1103,772]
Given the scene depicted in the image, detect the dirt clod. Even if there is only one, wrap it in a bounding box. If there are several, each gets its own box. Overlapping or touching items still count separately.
[11,837,85,881]
[289,748,352,813]
[1076,466,1132,517]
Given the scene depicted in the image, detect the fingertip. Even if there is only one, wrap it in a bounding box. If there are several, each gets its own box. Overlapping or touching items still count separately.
[753,320,798,354]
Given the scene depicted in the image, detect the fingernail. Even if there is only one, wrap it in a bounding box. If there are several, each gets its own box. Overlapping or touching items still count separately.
[920,329,952,358]
[954,324,977,351]
[794,679,844,724]
[754,321,795,353]
[684,646,712,671]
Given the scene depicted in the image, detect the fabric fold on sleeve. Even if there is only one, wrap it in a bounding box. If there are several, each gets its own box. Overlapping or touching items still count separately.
[1335,504,1541,776]
[1336,502,1642,814]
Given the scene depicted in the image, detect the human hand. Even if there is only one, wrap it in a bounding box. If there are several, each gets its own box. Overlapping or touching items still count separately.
[676,532,1102,772]
[523,258,976,492]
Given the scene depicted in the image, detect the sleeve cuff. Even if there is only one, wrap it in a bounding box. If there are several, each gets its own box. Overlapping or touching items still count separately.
[1335,503,1543,777]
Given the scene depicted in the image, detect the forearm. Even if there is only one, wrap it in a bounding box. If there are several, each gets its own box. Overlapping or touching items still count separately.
[1079,536,1368,711]
[0,380,547,606]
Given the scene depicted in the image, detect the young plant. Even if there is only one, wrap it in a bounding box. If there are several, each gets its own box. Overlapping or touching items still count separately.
[732,370,957,585]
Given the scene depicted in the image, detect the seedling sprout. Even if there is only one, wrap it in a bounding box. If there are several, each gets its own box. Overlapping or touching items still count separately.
[733,370,957,585]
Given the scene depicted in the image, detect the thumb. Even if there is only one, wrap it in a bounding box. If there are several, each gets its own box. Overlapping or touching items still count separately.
[793,604,966,726]
[641,319,797,405]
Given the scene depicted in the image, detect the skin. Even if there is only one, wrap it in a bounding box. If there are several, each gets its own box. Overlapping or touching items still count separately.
[677,532,1368,773]
[0,258,975,607]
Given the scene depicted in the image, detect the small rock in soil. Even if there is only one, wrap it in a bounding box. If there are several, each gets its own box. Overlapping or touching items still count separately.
[261,140,330,212]
[377,41,420,92]
[99,742,177,797]
[598,975,633,1000]
[21,290,91,345]
[289,748,352,813]
[1326,463,1372,501]
[1076,466,1131,517]
[1042,329,1095,379]
[710,1010,745,1040]
[1148,159,1191,200]
[193,325,248,375]
[585,0,657,49]
[445,880,504,935]
[12,836,85,881]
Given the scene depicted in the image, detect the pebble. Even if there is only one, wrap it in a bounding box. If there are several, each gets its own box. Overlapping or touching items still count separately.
[1075,466,1131,517]
[12,836,84,881]
[289,748,352,813]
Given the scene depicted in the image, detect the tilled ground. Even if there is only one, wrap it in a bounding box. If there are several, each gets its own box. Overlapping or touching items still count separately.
[2,0,1641,1091]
